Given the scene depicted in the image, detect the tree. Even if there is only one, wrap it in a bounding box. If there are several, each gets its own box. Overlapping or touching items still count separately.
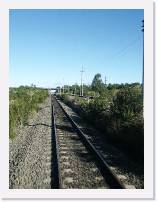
[91,73,104,95]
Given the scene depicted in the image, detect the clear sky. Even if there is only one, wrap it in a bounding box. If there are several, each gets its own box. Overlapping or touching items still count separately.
[10,9,144,88]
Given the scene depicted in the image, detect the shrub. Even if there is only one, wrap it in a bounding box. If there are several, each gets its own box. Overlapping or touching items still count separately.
[111,87,143,121]
[9,87,49,139]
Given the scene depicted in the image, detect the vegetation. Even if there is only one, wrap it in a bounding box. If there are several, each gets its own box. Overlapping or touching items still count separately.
[57,73,144,161]
[9,86,48,139]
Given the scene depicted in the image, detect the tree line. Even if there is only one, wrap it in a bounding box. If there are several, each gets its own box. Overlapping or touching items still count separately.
[56,73,142,98]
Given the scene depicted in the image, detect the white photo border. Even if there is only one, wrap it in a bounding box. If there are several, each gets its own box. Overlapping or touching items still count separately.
[0,0,155,199]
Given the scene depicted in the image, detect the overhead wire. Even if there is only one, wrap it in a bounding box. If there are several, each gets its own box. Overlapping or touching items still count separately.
[112,36,142,60]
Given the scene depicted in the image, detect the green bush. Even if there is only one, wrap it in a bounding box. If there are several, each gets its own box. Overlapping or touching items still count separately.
[111,87,143,121]
[9,87,48,139]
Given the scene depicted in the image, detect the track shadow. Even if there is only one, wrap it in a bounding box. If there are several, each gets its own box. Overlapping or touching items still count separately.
[26,123,52,128]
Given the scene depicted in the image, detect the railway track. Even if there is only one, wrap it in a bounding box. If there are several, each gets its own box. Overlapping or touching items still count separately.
[51,95,125,189]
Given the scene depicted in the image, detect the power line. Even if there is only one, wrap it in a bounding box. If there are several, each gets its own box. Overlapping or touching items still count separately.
[112,36,142,59]
[107,36,142,72]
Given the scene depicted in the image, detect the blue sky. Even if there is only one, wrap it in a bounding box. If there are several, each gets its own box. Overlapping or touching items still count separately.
[10,9,144,87]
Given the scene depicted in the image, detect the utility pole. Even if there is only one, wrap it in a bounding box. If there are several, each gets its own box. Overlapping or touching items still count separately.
[141,20,144,101]
[80,66,84,96]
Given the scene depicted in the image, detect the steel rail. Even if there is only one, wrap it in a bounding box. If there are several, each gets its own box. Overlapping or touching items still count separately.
[51,94,62,188]
[53,95,125,189]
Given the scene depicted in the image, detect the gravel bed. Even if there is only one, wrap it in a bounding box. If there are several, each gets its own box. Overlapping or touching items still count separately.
[58,99,144,189]
[53,98,110,189]
[9,96,52,189]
